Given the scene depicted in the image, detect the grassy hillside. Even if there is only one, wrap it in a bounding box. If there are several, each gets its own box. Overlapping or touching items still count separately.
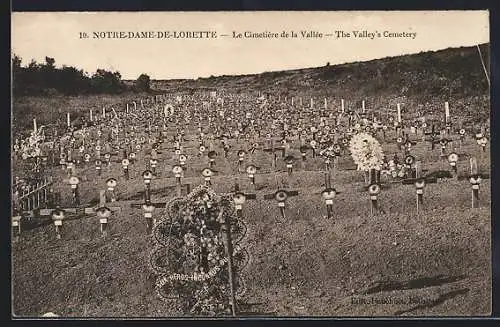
[13,44,490,139]
[12,134,491,317]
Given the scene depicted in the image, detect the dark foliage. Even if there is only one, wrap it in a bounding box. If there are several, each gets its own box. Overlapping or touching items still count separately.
[12,55,130,96]
[135,74,151,93]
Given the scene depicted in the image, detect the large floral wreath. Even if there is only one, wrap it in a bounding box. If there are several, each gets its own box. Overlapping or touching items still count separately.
[150,184,248,316]
[348,132,385,171]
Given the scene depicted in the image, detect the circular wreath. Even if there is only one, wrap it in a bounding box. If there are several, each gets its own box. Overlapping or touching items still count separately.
[150,184,248,316]
[348,132,385,171]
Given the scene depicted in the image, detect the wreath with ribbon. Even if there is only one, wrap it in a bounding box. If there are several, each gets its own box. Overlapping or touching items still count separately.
[150,185,249,316]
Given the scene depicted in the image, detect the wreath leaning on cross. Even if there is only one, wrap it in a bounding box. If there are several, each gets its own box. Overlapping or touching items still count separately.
[149,184,249,316]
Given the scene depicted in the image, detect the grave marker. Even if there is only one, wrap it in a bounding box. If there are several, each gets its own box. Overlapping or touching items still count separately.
[321,171,338,219]
[105,178,118,202]
[263,185,299,219]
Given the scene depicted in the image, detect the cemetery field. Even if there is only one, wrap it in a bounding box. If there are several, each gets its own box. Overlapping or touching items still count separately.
[12,135,491,317]
[12,93,150,136]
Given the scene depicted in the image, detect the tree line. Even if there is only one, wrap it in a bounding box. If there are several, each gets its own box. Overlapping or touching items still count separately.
[12,55,151,96]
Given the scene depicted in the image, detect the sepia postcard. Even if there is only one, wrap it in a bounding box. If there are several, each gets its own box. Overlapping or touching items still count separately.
[11,10,491,318]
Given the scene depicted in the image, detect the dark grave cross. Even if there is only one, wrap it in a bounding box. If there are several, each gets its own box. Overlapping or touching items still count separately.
[104,152,112,166]
[459,128,466,148]
[105,178,118,202]
[404,155,416,179]
[128,151,137,164]
[263,183,299,219]
[130,188,167,233]
[150,158,159,175]
[201,167,215,186]
[171,165,191,197]
[120,157,130,180]
[231,182,257,219]
[395,136,404,152]
[208,150,217,168]
[403,138,416,157]
[469,157,487,209]
[223,142,231,158]
[245,164,259,185]
[323,151,334,171]
[51,208,70,239]
[299,145,308,167]
[424,125,440,150]
[309,140,318,158]
[284,155,296,176]
[262,140,278,170]
[179,153,187,170]
[39,204,79,239]
[11,188,23,237]
[321,171,338,219]
[310,126,318,141]
[279,138,289,158]
[65,160,76,177]
[198,144,206,157]
[95,158,103,176]
[237,150,246,173]
[439,138,450,158]
[447,152,459,177]
[340,137,350,155]
[68,176,81,206]
[84,190,121,237]
[476,136,488,152]
[381,125,388,140]
[367,169,381,215]
[414,161,425,214]
[11,213,22,239]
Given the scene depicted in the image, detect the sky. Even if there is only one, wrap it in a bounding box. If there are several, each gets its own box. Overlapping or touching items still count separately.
[11,11,489,80]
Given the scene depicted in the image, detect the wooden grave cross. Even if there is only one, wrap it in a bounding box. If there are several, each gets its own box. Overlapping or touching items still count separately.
[284,155,296,176]
[201,167,216,186]
[414,161,425,214]
[128,151,137,164]
[237,150,246,173]
[458,128,466,148]
[179,153,188,170]
[439,138,451,158]
[149,157,159,175]
[39,195,81,239]
[121,158,130,180]
[424,125,441,150]
[104,152,112,166]
[245,164,259,185]
[231,182,257,219]
[169,165,191,197]
[299,145,308,165]
[198,144,206,157]
[404,155,416,179]
[321,171,338,219]
[105,178,118,202]
[68,176,81,206]
[367,169,381,216]
[476,135,488,152]
[309,140,318,158]
[467,157,490,209]
[95,158,103,176]
[447,152,459,177]
[84,190,122,237]
[263,179,299,219]
[208,150,217,168]
[130,187,167,233]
